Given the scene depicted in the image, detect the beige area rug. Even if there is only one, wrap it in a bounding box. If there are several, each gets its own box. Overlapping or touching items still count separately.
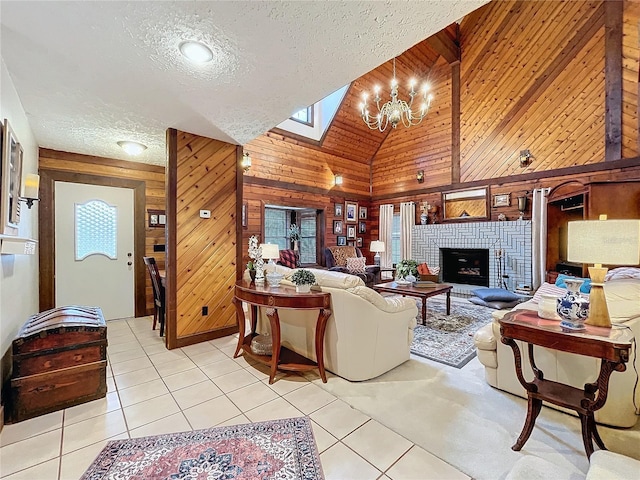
[310,357,640,480]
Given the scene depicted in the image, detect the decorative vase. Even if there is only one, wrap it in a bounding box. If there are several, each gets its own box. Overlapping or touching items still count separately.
[420,213,428,225]
[296,284,311,293]
[293,240,299,252]
[556,279,590,330]
[249,270,256,282]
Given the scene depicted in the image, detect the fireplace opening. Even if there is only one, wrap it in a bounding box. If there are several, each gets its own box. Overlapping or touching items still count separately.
[440,248,490,287]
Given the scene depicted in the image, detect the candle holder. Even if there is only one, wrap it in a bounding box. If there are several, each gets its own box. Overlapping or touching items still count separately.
[517,196,527,220]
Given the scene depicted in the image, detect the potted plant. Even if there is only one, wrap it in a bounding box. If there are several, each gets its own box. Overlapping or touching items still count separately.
[396,259,419,282]
[289,224,300,251]
[291,269,316,293]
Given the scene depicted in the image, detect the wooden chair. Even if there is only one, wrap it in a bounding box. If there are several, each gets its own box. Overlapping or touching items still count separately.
[143,256,165,336]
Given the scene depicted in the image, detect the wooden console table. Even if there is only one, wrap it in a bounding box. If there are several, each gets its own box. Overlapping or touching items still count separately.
[232,280,331,384]
[499,309,633,458]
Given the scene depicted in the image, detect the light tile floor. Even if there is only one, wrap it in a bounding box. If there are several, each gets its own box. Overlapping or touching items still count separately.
[0,316,470,480]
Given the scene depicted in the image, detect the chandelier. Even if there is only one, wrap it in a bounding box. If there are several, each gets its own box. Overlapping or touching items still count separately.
[360,58,433,131]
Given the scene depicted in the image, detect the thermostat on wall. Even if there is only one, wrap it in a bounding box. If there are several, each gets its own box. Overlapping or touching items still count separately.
[200,210,211,218]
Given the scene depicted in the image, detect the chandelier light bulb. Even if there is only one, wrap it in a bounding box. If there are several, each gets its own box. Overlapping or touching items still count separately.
[374,85,381,94]
[409,78,417,88]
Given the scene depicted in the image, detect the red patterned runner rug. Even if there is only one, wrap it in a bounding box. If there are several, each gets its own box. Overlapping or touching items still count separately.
[81,416,324,480]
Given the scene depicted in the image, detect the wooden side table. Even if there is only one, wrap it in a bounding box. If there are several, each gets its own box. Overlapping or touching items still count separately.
[498,309,633,458]
[232,280,331,384]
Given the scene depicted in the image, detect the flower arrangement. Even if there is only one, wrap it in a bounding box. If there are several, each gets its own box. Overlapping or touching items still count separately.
[291,269,316,286]
[396,259,419,280]
[248,235,264,280]
[288,224,300,242]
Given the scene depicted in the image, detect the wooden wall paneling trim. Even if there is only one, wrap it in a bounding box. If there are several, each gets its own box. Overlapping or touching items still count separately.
[37,168,147,318]
[174,325,238,349]
[462,3,605,173]
[451,61,461,184]
[244,175,370,202]
[236,147,244,280]
[39,148,165,174]
[165,128,178,349]
[371,156,640,201]
[605,0,623,160]
[425,27,460,64]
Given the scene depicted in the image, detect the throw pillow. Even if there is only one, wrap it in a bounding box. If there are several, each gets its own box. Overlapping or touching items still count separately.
[278,249,298,269]
[531,282,567,303]
[471,287,520,302]
[346,257,367,275]
[468,296,522,310]
[555,274,591,293]
[605,267,640,282]
[329,246,357,267]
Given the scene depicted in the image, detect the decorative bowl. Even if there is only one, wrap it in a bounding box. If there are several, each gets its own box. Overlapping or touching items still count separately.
[266,272,284,287]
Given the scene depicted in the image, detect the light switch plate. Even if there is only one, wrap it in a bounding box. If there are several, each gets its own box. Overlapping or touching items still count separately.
[200,210,211,218]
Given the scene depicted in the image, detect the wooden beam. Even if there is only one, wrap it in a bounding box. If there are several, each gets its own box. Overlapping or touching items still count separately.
[165,128,178,350]
[244,175,370,202]
[425,29,460,64]
[451,61,461,184]
[604,0,623,160]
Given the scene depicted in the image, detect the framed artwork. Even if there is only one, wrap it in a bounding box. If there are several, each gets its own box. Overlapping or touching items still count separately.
[242,201,248,228]
[345,201,358,223]
[333,219,343,234]
[359,206,367,219]
[358,221,366,234]
[492,193,510,208]
[337,236,346,246]
[1,119,23,235]
[334,203,343,217]
[346,224,356,239]
[148,209,166,228]
[356,237,363,247]
[347,240,355,247]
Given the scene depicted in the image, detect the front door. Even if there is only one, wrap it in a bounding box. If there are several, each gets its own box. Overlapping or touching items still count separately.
[54,182,135,320]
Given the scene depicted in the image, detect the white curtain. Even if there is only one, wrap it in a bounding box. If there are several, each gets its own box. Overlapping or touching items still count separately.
[379,204,394,268]
[400,202,415,261]
[531,188,550,289]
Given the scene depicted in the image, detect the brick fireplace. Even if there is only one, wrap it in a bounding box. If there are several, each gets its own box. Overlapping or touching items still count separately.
[412,221,532,296]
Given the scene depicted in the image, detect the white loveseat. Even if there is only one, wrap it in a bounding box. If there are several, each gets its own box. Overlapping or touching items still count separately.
[249,266,418,381]
[474,277,640,427]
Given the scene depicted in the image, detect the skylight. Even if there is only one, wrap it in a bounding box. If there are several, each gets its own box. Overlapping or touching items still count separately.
[276,85,349,141]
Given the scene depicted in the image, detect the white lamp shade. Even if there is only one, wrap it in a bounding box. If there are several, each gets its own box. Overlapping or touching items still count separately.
[260,243,280,260]
[22,174,40,199]
[567,220,640,265]
[370,240,385,253]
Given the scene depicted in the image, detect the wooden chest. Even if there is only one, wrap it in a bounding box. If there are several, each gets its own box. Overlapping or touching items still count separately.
[7,306,107,423]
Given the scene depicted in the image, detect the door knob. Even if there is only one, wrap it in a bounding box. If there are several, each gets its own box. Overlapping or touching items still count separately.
[127,261,132,266]
[127,252,132,257]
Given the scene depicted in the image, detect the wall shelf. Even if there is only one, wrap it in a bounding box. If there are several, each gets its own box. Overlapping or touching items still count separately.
[0,235,38,255]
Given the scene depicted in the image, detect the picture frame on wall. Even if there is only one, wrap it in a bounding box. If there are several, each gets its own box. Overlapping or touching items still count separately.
[337,236,346,246]
[358,221,366,234]
[242,201,248,228]
[334,203,343,217]
[1,119,23,235]
[492,193,510,208]
[356,237,363,247]
[345,201,358,223]
[346,224,356,239]
[347,240,355,247]
[333,219,343,234]
[359,206,367,219]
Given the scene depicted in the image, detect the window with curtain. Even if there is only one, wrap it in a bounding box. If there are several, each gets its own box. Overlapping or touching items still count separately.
[391,213,401,265]
[299,213,316,264]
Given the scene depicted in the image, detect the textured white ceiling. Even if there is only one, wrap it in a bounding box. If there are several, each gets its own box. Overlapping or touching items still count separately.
[1,1,487,166]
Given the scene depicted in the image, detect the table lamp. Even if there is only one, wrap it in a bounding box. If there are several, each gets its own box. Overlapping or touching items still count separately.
[259,243,280,272]
[370,240,385,266]
[567,217,640,328]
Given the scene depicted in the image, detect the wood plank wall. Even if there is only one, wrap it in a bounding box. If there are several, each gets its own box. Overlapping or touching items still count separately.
[622,0,639,156]
[38,149,165,316]
[166,131,239,348]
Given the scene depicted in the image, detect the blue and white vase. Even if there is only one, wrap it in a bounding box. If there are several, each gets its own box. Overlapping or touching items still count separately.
[556,279,590,330]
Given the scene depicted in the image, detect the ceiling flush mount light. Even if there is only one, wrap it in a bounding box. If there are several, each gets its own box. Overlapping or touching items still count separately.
[519,149,532,167]
[179,40,213,63]
[241,152,252,173]
[117,141,147,156]
[360,57,433,131]
[334,174,343,186]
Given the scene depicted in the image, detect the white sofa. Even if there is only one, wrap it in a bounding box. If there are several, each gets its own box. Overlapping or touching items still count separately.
[474,277,640,427]
[249,266,418,381]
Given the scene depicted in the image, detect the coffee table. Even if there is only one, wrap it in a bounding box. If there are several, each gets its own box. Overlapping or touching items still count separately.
[373,281,452,325]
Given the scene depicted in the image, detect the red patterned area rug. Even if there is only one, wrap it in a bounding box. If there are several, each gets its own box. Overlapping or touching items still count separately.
[81,416,324,480]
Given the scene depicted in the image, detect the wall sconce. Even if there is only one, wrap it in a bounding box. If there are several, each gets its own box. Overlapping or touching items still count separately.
[517,195,527,220]
[334,174,343,186]
[19,173,40,209]
[519,149,532,167]
[241,152,252,173]
[416,170,424,183]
